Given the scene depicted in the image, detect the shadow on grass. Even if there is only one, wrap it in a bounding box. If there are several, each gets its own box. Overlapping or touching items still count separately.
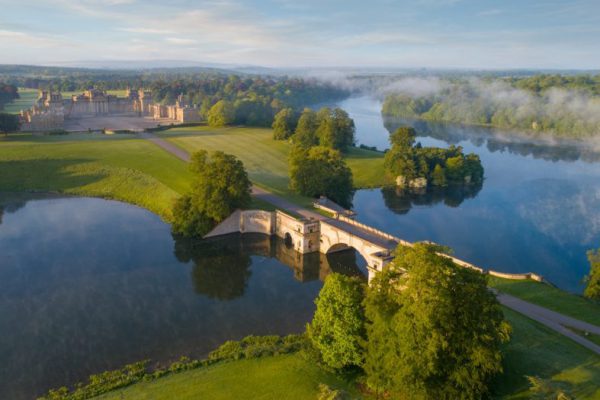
[490,307,600,399]
[0,158,106,192]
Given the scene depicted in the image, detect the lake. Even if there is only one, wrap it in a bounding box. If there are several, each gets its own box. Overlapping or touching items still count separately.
[337,95,600,293]
[0,196,364,400]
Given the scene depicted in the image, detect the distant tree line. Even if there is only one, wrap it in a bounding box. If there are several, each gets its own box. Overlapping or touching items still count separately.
[382,75,600,138]
[384,126,484,189]
[0,65,349,128]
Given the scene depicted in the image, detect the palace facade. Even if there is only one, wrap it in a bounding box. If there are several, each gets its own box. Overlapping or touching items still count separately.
[20,88,202,131]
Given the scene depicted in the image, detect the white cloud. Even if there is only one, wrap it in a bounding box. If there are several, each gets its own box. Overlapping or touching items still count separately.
[165,37,197,45]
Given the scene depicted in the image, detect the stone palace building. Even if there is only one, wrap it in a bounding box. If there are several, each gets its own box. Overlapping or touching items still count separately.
[20,88,202,131]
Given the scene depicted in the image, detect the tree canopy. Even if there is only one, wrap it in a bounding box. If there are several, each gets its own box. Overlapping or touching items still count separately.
[364,243,510,399]
[0,113,20,135]
[289,146,354,208]
[272,107,297,140]
[307,273,366,371]
[384,126,484,188]
[172,150,251,237]
[207,100,235,127]
[584,248,600,300]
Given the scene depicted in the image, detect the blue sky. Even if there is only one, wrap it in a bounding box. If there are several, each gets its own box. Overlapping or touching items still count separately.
[0,0,598,69]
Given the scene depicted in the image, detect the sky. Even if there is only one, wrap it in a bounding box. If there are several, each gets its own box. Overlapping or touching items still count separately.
[0,0,599,69]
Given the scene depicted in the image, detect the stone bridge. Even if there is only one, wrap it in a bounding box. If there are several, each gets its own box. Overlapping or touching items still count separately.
[205,210,417,280]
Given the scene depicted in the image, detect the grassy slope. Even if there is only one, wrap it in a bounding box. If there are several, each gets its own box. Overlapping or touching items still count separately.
[0,134,191,219]
[494,307,600,399]
[159,125,389,204]
[92,308,600,400]
[489,277,600,326]
[95,354,362,400]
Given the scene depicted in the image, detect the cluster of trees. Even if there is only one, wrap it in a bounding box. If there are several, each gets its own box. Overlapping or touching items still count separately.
[171,150,251,238]
[381,75,600,138]
[0,83,18,110]
[308,243,511,399]
[584,248,600,300]
[273,107,355,152]
[289,146,354,208]
[384,127,484,188]
[283,107,356,208]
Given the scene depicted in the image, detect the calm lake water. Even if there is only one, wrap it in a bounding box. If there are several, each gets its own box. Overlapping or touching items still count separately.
[337,96,600,293]
[0,196,364,400]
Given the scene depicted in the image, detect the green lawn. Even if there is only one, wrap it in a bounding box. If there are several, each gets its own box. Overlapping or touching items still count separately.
[94,354,362,400]
[488,277,600,326]
[2,88,38,114]
[493,307,600,399]
[158,125,390,204]
[0,133,192,220]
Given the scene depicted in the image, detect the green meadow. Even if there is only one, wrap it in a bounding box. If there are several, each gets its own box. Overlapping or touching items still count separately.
[158,125,390,198]
[0,133,191,220]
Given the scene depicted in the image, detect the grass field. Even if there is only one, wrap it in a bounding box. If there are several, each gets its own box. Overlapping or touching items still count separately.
[0,133,191,220]
[489,277,600,326]
[158,125,390,204]
[94,354,362,400]
[493,307,600,399]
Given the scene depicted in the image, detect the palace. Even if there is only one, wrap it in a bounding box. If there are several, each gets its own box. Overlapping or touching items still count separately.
[19,88,202,131]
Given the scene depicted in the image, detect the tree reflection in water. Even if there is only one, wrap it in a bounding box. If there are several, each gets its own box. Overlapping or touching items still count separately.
[172,233,366,300]
[381,182,482,215]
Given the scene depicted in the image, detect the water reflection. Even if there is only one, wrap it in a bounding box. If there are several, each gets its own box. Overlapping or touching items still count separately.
[174,233,366,300]
[381,183,483,215]
[384,117,600,163]
[0,196,364,400]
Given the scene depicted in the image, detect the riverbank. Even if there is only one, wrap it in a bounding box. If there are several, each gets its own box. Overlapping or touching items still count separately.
[69,305,600,399]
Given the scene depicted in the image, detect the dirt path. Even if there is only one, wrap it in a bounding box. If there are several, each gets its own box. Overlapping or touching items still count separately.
[142,131,600,356]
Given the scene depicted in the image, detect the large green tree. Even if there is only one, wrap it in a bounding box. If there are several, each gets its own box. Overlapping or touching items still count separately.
[272,107,297,140]
[293,108,319,148]
[364,243,510,399]
[207,100,235,127]
[316,107,355,151]
[307,273,366,370]
[289,146,354,208]
[172,150,251,237]
[0,113,20,135]
[584,248,600,300]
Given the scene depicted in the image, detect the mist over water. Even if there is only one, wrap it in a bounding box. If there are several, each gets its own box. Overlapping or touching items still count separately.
[338,96,600,293]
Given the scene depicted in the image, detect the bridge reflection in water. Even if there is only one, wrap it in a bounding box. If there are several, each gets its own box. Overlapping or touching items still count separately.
[172,233,367,300]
